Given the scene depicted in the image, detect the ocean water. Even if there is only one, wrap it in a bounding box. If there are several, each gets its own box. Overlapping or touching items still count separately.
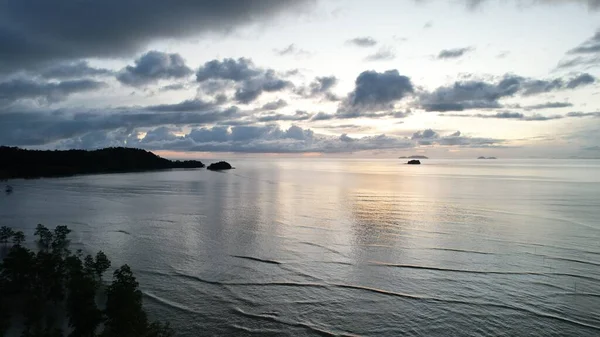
[1,158,599,336]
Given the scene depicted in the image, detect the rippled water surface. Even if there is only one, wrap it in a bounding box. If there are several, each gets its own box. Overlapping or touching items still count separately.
[2,159,600,336]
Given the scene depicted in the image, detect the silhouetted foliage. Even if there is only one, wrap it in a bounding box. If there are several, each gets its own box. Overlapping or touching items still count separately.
[0,226,14,244]
[12,230,25,245]
[0,225,173,337]
[0,146,205,180]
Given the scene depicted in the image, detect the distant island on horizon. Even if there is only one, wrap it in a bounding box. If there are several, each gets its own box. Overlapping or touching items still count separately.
[0,146,206,180]
[399,155,429,159]
[477,156,498,160]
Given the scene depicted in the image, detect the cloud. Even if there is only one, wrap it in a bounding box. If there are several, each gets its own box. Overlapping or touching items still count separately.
[257,110,311,122]
[410,129,503,147]
[261,99,288,111]
[0,78,106,106]
[274,44,310,57]
[129,124,416,153]
[365,47,396,61]
[117,51,193,87]
[0,0,313,72]
[558,30,600,69]
[146,99,219,112]
[566,73,596,88]
[412,129,439,139]
[295,76,340,101]
[437,47,473,59]
[557,55,600,69]
[568,30,600,54]
[160,83,188,92]
[566,111,600,117]
[423,21,433,29]
[0,103,242,146]
[524,102,573,110]
[40,61,113,79]
[343,70,414,113]
[440,0,600,10]
[195,58,292,103]
[443,111,564,121]
[346,37,378,47]
[420,73,595,111]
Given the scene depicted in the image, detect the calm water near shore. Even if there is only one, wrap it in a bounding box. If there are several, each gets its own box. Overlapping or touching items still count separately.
[2,158,599,336]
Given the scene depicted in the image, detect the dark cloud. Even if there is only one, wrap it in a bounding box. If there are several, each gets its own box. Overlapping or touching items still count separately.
[196,58,292,103]
[566,73,596,88]
[117,51,193,87]
[146,99,218,112]
[0,0,313,72]
[568,30,600,54]
[557,55,600,69]
[437,47,473,59]
[40,61,113,79]
[344,70,414,111]
[566,111,600,117]
[412,129,439,139]
[346,37,378,47]
[261,99,288,111]
[0,78,106,106]
[365,47,396,62]
[311,112,335,121]
[410,128,503,147]
[257,110,311,122]
[420,73,595,111]
[439,0,600,10]
[196,58,261,82]
[558,30,600,69]
[274,44,310,56]
[443,111,564,121]
[0,104,242,146]
[160,83,188,92]
[295,76,340,101]
[524,102,573,110]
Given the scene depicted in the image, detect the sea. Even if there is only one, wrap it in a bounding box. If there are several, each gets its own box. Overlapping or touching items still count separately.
[1,158,599,336]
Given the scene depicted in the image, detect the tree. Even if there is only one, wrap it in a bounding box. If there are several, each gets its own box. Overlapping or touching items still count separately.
[12,230,25,245]
[35,224,53,249]
[1,225,174,337]
[103,265,148,337]
[94,251,111,280]
[52,225,72,254]
[0,226,14,244]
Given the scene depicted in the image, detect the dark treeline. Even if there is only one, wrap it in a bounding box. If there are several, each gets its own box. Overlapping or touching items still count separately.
[0,225,173,337]
[0,147,204,180]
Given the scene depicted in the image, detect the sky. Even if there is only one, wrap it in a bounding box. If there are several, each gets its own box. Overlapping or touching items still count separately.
[1,0,600,158]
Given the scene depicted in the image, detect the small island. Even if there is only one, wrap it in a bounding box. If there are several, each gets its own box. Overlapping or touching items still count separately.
[407,160,421,165]
[399,155,429,159]
[477,156,498,160]
[0,146,205,180]
[207,161,234,171]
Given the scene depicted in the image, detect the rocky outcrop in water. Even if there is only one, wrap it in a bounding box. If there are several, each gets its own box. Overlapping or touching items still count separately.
[207,161,233,170]
[407,160,421,165]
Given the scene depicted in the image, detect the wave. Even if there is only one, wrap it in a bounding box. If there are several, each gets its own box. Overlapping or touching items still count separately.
[231,255,281,265]
[298,241,347,256]
[111,229,131,235]
[427,247,493,255]
[143,291,203,315]
[366,262,600,281]
[328,283,600,331]
[231,307,347,336]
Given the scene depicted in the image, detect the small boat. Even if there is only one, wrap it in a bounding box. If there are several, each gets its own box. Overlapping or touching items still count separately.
[5,185,13,193]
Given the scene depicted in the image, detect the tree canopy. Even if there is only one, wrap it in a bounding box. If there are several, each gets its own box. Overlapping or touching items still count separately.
[0,224,173,337]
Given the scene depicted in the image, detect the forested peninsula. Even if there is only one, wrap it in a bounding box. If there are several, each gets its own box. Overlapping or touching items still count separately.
[0,147,204,180]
